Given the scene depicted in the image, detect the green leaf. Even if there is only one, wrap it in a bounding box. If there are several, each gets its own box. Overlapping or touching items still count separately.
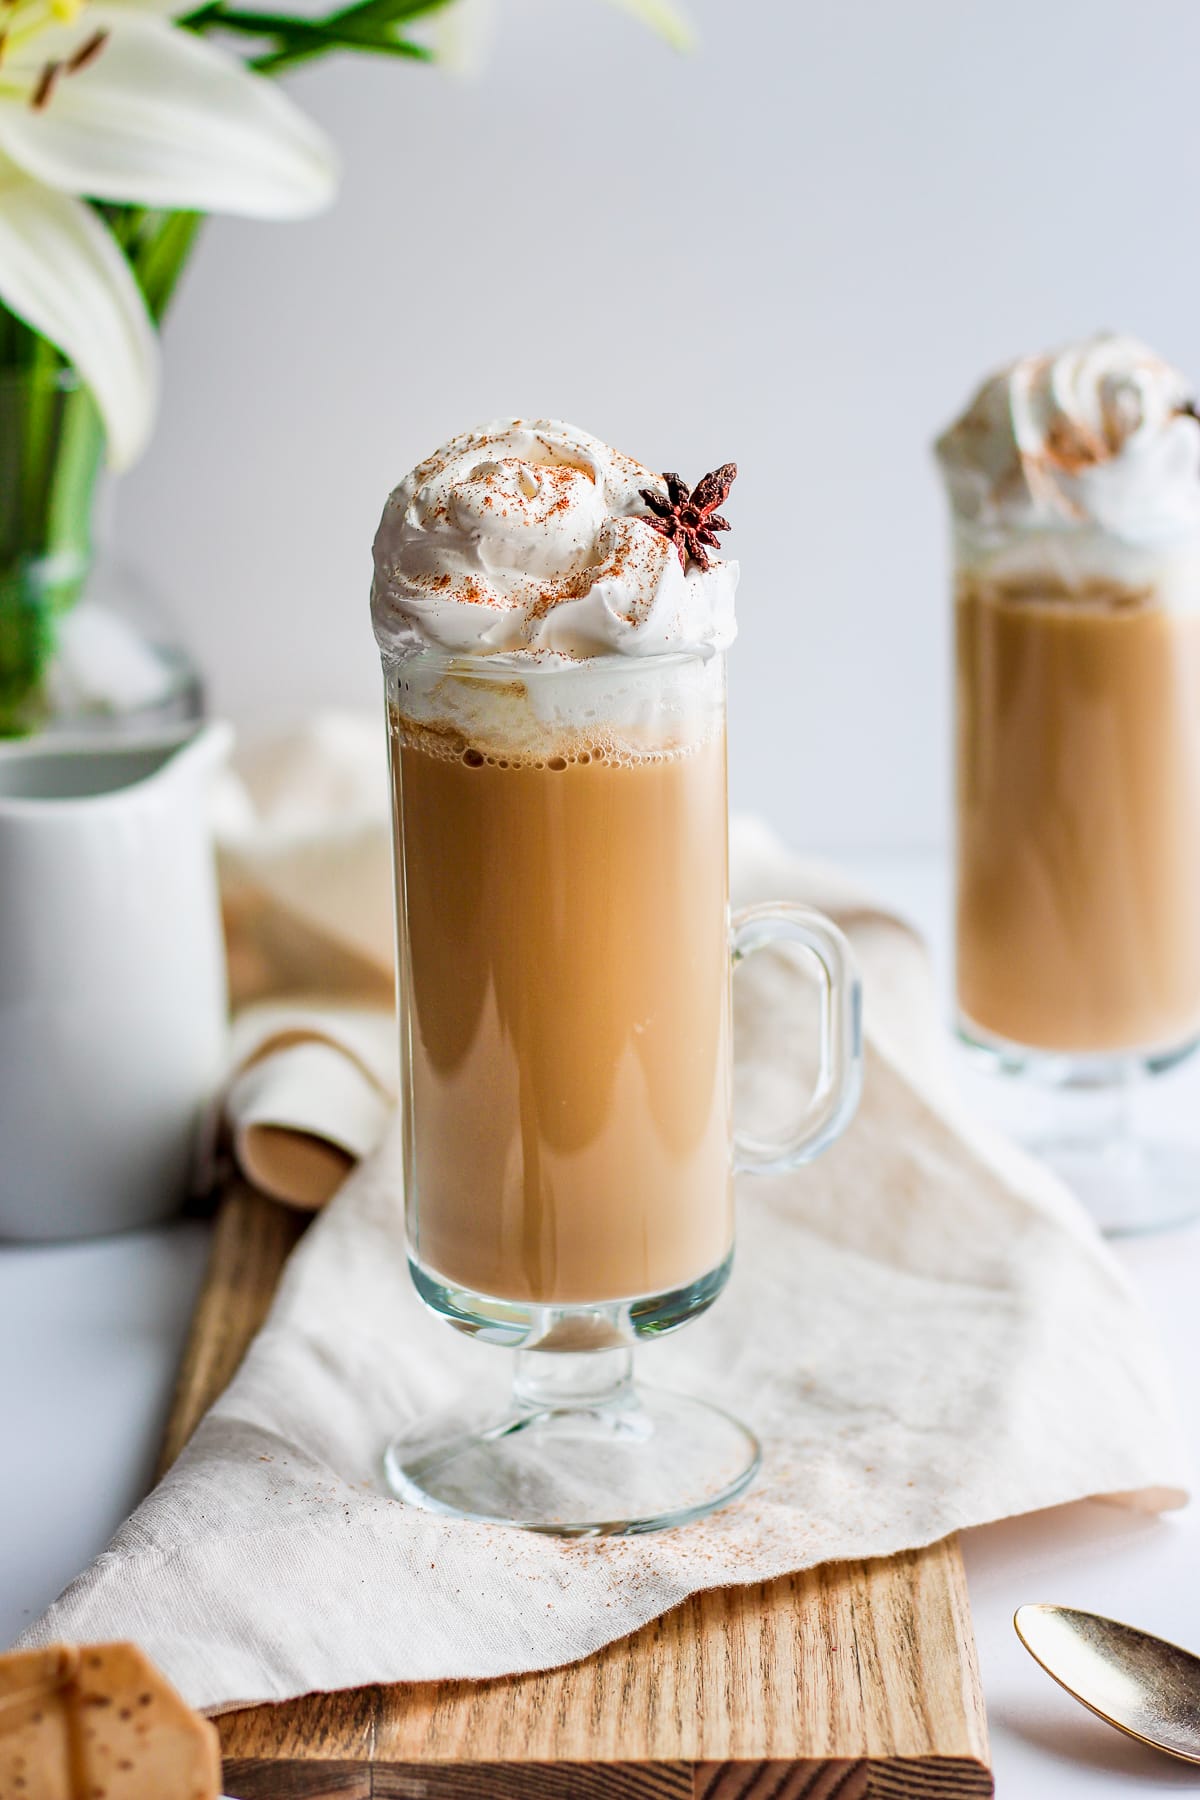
[330,0,456,25]
[180,0,692,79]
[251,27,432,75]
[181,0,453,74]
[340,0,455,19]
[180,0,454,40]
[177,0,224,26]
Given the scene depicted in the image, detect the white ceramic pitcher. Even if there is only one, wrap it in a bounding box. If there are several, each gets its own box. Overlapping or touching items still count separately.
[0,723,231,1239]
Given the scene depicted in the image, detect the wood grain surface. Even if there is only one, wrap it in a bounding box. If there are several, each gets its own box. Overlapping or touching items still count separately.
[163,1187,992,1799]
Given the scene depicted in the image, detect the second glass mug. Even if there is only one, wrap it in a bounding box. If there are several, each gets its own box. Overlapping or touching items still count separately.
[954,564,1200,1235]
[381,645,863,1535]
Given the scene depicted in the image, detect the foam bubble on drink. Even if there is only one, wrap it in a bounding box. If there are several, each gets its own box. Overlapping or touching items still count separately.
[386,648,725,769]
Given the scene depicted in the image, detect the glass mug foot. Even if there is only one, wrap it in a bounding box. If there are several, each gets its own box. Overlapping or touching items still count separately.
[383,1346,761,1536]
[957,1018,1200,1236]
[1031,1138,1200,1239]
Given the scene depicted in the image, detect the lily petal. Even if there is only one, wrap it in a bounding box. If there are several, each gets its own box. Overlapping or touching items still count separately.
[101,0,201,15]
[60,0,193,18]
[428,0,497,78]
[596,0,694,51]
[0,14,338,218]
[0,159,157,468]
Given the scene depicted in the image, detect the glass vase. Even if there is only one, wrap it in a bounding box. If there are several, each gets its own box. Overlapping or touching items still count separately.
[0,362,202,739]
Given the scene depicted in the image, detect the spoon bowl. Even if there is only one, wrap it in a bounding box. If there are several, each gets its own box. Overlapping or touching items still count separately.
[1015,1603,1200,1765]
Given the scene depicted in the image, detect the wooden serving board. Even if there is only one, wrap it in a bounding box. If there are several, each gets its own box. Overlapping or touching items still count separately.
[163,1187,992,1799]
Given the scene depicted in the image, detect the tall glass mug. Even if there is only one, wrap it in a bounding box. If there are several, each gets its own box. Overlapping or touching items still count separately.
[380,645,862,1534]
[942,336,1200,1235]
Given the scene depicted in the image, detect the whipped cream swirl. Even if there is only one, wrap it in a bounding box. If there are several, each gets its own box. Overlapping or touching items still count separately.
[935,335,1200,591]
[371,420,738,660]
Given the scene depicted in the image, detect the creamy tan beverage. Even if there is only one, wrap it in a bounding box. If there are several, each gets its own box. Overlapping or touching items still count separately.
[372,421,741,1307]
[372,420,866,1535]
[939,336,1200,1057]
[956,586,1200,1052]
[390,703,731,1303]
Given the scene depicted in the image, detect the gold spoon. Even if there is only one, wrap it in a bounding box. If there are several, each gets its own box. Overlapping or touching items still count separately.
[1015,1603,1200,1765]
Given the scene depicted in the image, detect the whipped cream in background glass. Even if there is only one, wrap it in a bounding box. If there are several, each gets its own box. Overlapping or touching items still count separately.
[935,333,1200,603]
[372,420,738,753]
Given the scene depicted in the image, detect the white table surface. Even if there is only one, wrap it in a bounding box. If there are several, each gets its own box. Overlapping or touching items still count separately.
[3,849,1200,1799]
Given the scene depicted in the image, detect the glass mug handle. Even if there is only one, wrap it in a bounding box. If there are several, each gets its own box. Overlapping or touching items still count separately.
[731,902,864,1174]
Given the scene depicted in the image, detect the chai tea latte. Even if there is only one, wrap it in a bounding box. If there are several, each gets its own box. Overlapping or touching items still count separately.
[371,419,865,1534]
[938,335,1200,1060]
[956,585,1200,1054]
[371,421,741,1309]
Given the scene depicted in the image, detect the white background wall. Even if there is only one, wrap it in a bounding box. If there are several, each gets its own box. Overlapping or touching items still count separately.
[117,0,1200,849]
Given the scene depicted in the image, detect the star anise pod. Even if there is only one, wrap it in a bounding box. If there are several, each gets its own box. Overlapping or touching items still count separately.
[639,463,737,572]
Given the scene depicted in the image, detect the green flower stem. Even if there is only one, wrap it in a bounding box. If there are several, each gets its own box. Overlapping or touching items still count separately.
[0,207,203,732]
[103,206,205,323]
[0,342,105,735]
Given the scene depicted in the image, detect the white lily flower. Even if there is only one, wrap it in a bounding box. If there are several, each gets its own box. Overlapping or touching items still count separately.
[0,0,339,467]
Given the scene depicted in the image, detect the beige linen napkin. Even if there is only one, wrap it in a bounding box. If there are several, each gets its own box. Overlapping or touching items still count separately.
[211,715,395,1206]
[219,1004,395,1208]
[18,720,1188,1711]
